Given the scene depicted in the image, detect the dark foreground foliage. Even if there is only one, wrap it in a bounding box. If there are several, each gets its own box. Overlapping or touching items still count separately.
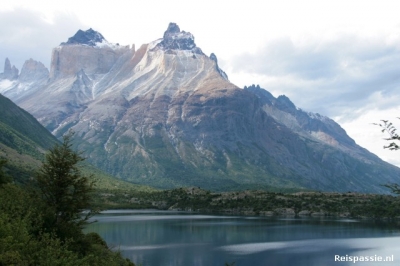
[34,133,96,242]
[0,135,135,266]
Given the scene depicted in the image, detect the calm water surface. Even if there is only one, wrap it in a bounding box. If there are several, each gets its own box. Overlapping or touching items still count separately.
[84,210,400,266]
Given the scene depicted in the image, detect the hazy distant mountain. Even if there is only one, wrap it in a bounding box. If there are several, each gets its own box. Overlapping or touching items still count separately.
[0,58,19,80]
[1,23,400,192]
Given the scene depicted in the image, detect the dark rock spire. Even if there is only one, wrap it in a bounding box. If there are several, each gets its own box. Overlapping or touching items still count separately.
[62,28,106,46]
[0,58,19,80]
[156,22,203,54]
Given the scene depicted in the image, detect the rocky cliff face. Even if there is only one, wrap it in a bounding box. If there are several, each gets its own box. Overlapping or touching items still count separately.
[2,24,400,193]
[50,29,130,79]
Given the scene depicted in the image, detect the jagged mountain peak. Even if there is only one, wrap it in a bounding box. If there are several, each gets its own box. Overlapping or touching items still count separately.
[245,84,275,104]
[209,53,218,62]
[62,28,107,47]
[0,58,19,80]
[19,58,49,82]
[209,53,229,80]
[156,22,203,54]
[164,22,181,35]
[245,84,356,148]
[276,95,296,110]
[4,58,11,70]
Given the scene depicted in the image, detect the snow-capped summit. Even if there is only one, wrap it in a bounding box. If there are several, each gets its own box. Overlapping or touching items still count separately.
[156,22,203,54]
[60,28,126,50]
[62,28,106,47]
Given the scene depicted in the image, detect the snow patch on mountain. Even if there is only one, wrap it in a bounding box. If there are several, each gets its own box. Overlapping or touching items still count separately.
[95,40,129,50]
[148,39,163,50]
[56,39,127,51]
[307,112,328,121]
[0,79,16,93]
[59,28,127,51]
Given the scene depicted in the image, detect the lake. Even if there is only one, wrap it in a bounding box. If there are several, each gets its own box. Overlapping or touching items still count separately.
[84,210,400,266]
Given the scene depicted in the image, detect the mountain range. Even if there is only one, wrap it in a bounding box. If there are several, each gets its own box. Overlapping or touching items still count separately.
[1,23,400,193]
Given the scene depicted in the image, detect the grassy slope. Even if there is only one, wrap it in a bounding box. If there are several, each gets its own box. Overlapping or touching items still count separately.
[0,93,59,182]
[0,94,58,154]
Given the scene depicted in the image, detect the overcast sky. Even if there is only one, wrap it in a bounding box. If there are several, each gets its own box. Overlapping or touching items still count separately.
[2,0,400,166]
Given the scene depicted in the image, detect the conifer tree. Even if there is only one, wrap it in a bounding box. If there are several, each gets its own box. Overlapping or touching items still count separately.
[35,132,95,240]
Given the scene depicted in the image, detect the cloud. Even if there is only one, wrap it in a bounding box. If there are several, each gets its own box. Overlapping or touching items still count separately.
[228,31,400,120]
[0,8,87,70]
[339,107,400,166]
[231,37,340,80]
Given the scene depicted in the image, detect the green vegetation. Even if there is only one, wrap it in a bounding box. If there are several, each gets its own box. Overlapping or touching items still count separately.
[100,187,400,219]
[34,133,96,241]
[0,158,11,185]
[375,119,400,196]
[375,119,400,151]
[0,94,58,159]
[0,94,59,184]
[0,134,135,265]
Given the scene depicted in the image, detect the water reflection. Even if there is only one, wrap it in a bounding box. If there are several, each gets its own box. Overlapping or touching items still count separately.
[85,210,400,266]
